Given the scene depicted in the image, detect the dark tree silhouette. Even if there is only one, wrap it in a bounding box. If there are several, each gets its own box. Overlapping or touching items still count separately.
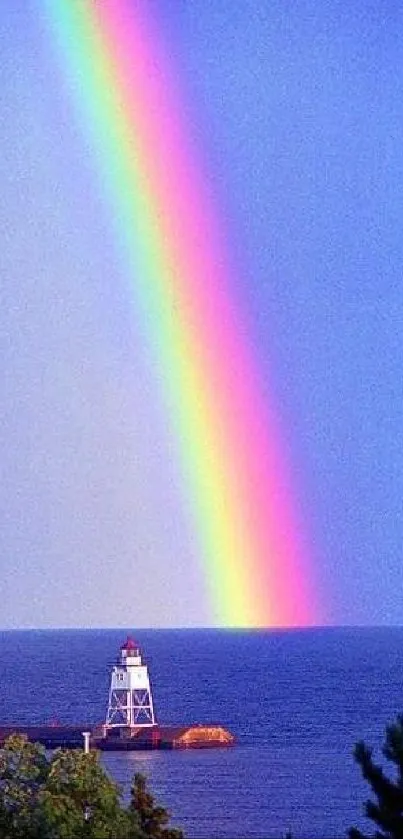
[349,714,403,839]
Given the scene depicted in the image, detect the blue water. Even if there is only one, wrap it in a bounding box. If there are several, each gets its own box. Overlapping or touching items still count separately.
[0,628,402,838]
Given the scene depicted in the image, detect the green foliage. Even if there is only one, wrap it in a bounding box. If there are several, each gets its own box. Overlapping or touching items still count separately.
[39,748,132,839]
[130,773,183,839]
[349,714,403,839]
[0,734,49,839]
[0,735,184,839]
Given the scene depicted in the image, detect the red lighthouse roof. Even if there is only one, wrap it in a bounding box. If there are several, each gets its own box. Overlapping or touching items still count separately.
[120,636,138,651]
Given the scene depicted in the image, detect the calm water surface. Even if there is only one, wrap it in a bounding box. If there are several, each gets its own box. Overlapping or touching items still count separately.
[0,628,402,838]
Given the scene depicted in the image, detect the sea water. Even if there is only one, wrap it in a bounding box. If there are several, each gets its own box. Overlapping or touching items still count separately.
[0,627,402,839]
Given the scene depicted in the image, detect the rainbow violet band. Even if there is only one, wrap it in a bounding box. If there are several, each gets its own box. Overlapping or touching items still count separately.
[42,0,318,627]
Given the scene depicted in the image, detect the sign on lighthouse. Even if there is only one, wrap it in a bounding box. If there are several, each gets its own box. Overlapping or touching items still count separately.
[105,637,156,730]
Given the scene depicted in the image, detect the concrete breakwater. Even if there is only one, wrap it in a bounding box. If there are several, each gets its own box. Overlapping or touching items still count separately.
[0,723,234,750]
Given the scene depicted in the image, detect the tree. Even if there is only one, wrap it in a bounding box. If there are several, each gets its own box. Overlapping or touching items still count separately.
[0,734,49,839]
[39,748,135,839]
[0,735,184,839]
[349,714,403,839]
[129,773,183,839]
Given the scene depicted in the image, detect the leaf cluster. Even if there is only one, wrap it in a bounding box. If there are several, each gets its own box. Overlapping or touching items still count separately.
[0,735,184,839]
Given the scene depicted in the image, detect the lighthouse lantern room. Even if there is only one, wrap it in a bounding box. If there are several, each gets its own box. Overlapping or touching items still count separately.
[105,637,156,731]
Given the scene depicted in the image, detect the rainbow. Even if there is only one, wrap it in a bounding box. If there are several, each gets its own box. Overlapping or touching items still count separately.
[42,0,318,627]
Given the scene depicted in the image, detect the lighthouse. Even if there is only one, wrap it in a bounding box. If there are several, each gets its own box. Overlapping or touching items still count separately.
[105,637,156,732]
[0,635,235,750]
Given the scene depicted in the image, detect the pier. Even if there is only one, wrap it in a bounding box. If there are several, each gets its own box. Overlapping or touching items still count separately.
[0,723,234,750]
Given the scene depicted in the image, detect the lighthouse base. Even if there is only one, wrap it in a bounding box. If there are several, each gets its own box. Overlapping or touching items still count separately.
[95,724,234,750]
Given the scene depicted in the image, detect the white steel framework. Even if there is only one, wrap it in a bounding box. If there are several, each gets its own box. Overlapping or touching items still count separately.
[105,638,156,730]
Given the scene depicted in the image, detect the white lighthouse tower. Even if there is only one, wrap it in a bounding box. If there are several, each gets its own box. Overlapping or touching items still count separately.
[105,637,156,732]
